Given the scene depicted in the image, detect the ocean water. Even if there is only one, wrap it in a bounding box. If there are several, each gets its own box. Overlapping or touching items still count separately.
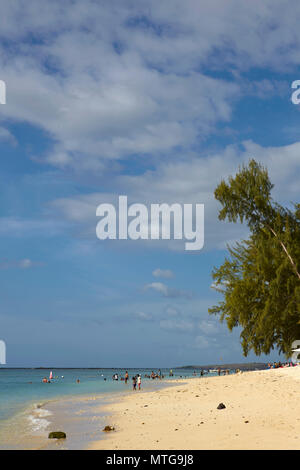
[0,367,206,449]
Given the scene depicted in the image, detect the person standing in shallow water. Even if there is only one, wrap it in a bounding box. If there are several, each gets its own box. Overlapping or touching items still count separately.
[125,371,129,384]
[132,376,137,391]
[137,374,141,390]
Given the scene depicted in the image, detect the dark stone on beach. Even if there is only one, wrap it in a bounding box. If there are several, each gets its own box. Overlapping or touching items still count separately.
[48,431,66,439]
[103,425,115,432]
[244,420,249,423]
[217,403,226,410]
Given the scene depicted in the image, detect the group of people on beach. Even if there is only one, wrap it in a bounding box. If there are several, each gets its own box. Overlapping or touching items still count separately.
[113,371,142,390]
[131,374,141,391]
[112,369,167,390]
[123,371,142,390]
[267,361,297,369]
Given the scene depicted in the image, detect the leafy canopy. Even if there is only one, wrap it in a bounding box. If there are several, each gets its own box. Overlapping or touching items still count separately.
[210,160,300,357]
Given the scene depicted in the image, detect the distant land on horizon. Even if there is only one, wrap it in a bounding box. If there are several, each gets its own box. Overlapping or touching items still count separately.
[0,362,269,371]
[178,362,269,371]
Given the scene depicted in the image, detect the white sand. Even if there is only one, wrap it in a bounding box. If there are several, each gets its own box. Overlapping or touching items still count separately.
[90,367,300,450]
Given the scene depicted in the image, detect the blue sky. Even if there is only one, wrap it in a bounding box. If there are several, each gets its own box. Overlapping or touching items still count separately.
[1,0,300,367]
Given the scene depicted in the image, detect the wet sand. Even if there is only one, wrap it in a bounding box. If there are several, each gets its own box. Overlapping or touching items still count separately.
[89,367,300,450]
[0,394,112,450]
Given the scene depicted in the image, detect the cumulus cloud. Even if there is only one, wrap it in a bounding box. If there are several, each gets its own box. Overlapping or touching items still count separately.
[160,319,194,332]
[1,1,299,254]
[198,320,219,336]
[134,311,153,321]
[0,127,17,146]
[165,306,180,317]
[2,0,299,175]
[46,139,300,251]
[144,282,193,299]
[1,0,295,366]
[152,268,174,279]
[0,1,239,173]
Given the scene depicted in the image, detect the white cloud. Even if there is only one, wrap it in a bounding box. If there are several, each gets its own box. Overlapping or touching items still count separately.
[134,311,153,321]
[47,139,300,251]
[0,20,238,172]
[152,268,174,279]
[1,1,299,255]
[0,127,17,146]
[160,319,194,332]
[165,306,180,317]
[4,0,300,173]
[198,320,219,336]
[144,282,193,299]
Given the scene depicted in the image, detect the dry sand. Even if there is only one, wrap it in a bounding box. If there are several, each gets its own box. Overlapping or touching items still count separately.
[89,367,300,450]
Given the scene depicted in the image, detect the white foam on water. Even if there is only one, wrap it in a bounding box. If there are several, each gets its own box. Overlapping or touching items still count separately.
[27,404,53,433]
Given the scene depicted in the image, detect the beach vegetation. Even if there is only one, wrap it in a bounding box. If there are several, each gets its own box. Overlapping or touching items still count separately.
[210,160,300,357]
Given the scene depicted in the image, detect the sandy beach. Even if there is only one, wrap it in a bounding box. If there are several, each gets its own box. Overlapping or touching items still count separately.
[89,367,300,450]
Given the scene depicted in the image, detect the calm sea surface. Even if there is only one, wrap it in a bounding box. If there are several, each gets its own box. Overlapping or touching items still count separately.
[0,367,214,449]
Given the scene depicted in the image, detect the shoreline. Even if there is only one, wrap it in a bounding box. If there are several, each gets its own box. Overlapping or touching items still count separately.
[0,391,123,450]
[3,368,298,450]
[45,378,179,450]
[89,367,300,450]
[0,375,178,450]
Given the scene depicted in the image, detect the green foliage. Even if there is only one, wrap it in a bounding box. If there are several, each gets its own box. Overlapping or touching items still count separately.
[215,160,274,232]
[210,160,300,357]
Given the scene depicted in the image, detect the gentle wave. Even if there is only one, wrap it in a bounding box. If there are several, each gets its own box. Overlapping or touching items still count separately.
[27,404,53,433]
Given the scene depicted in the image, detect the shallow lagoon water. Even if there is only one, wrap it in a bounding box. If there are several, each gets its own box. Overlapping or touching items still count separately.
[0,368,205,449]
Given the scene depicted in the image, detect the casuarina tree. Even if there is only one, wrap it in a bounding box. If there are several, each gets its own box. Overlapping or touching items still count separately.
[210,159,300,357]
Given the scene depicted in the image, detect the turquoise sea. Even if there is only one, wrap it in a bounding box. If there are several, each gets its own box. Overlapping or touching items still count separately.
[0,367,208,449]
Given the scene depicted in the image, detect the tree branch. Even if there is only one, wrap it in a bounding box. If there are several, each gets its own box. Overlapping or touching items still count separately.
[266,224,300,281]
